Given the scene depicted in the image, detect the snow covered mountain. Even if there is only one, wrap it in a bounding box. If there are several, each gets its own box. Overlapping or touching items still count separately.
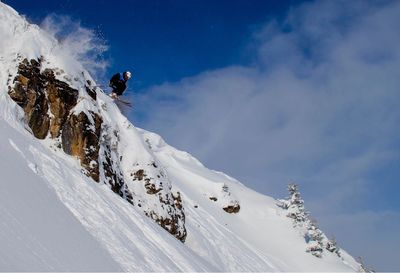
[0,3,362,271]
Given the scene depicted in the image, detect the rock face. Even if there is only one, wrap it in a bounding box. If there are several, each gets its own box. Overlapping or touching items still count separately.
[62,111,103,182]
[8,59,57,139]
[223,204,241,213]
[8,58,187,242]
[129,167,187,241]
[46,71,80,139]
[7,58,104,181]
[8,59,80,139]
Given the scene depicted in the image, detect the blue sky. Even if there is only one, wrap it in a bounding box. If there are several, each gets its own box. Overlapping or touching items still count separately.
[5,0,400,271]
[5,0,302,88]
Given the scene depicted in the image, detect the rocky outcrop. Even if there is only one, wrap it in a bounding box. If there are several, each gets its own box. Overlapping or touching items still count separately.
[62,111,102,181]
[204,184,240,214]
[8,59,81,140]
[99,124,130,201]
[7,58,103,181]
[9,59,54,139]
[8,58,188,242]
[45,69,80,138]
[130,167,187,241]
[223,203,241,213]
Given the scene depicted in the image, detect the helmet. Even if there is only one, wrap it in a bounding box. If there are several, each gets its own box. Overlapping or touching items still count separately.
[123,71,132,80]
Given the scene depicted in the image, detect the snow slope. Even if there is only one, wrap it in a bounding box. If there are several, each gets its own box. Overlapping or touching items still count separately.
[140,130,360,271]
[0,120,215,271]
[0,2,361,271]
[0,120,121,271]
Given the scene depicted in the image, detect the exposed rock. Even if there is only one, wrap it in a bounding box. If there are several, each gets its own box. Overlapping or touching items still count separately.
[9,59,50,139]
[133,169,146,181]
[7,76,27,106]
[98,124,135,207]
[101,144,124,192]
[128,167,187,242]
[8,58,78,139]
[146,194,187,242]
[209,196,218,202]
[173,192,183,210]
[44,69,79,138]
[16,74,29,86]
[144,180,162,194]
[154,212,186,242]
[85,85,97,101]
[8,58,104,181]
[223,203,241,214]
[220,184,241,214]
[62,111,102,182]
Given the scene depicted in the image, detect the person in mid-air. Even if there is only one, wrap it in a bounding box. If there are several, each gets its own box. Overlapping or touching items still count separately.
[109,71,132,99]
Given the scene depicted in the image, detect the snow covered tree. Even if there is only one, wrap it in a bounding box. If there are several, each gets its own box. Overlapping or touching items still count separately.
[306,243,324,258]
[306,220,323,241]
[277,183,344,259]
[277,183,308,226]
[304,219,324,258]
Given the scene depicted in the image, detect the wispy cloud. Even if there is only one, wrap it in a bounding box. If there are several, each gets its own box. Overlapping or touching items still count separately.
[133,0,400,270]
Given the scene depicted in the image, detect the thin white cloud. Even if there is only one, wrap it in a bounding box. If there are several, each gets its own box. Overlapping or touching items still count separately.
[133,0,400,270]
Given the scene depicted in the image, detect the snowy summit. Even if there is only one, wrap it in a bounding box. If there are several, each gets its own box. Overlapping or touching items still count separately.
[0,2,363,271]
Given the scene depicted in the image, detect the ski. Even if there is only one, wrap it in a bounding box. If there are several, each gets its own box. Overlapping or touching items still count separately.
[116,98,132,107]
[115,97,132,107]
[109,93,132,107]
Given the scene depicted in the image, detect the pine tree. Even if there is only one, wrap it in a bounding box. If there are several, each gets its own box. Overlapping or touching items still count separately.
[277,183,342,259]
[305,219,324,257]
[280,183,308,226]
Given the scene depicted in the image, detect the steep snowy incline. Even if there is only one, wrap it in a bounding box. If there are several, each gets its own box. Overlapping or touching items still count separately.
[0,2,361,272]
[0,118,215,271]
[0,120,121,271]
[139,130,361,272]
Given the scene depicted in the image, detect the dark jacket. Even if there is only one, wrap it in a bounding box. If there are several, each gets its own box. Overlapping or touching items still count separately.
[109,73,127,95]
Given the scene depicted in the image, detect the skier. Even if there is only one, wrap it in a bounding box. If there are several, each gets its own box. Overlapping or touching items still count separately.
[109,71,132,99]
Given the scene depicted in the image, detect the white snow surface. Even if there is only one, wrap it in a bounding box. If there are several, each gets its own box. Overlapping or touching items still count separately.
[0,3,360,271]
